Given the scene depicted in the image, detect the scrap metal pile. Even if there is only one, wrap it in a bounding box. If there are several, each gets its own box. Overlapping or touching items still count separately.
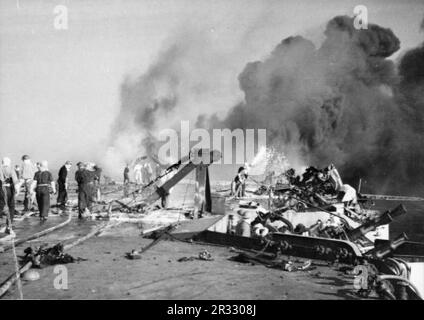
[229,164,424,299]
[257,164,358,208]
[231,202,423,299]
[251,164,386,240]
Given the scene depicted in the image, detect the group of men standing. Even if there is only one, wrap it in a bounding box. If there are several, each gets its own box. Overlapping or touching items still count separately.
[133,162,153,185]
[126,162,162,186]
[0,156,57,233]
[123,161,163,197]
[0,155,102,234]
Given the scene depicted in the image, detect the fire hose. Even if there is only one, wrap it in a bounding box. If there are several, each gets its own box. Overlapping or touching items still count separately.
[0,214,72,253]
[0,220,119,299]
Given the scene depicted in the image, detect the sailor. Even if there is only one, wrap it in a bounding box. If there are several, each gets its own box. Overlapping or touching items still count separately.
[123,164,130,184]
[92,163,102,202]
[20,155,36,212]
[31,160,56,221]
[76,162,100,219]
[57,161,72,212]
[0,157,20,228]
[75,162,86,218]
[231,167,248,198]
[133,163,143,185]
[75,162,84,184]
[123,164,130,197]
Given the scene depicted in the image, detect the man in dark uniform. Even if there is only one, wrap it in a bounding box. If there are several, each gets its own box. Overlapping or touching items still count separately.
[123,164,130,197]
[123,165,130,184]
[75,162,84,181]
[75,162,101,219]
[57,161,72,212]
[31,160,56,221]
[75,162,87,219]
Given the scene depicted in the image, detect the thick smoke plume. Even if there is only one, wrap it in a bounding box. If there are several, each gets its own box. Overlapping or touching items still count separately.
[105,29,243,174]
[109,43,181,163]
[201,15,424,194]
[104,44,179,174]
[108,15,424,194]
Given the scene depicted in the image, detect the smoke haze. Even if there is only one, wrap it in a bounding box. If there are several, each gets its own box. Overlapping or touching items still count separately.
[198,16,424,194]
[108,11,424,194]
[1,0,423,190]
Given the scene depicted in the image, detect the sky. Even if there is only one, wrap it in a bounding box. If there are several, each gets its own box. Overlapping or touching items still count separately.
[0,0,423,175]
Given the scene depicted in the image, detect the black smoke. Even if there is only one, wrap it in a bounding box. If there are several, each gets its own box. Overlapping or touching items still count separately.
[201,15,424,194]
[109,44,183,162]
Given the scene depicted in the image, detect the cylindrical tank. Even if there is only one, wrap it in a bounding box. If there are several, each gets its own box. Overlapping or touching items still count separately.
[236,219,251,237]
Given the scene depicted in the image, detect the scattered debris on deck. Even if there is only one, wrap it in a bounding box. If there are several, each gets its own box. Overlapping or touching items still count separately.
[1,148,424,300]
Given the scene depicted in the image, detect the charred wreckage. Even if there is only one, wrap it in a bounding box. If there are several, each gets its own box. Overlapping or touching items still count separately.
[1,149,424,300]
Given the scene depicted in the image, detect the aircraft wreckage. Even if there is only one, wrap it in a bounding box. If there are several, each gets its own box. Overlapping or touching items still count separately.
[1,148,424,300]
[101,148,424,300]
